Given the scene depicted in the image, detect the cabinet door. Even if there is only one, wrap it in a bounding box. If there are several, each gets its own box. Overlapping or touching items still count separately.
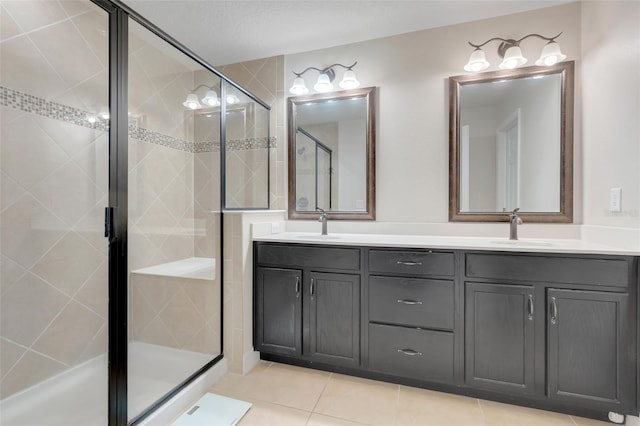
[309,272,360,367]
[255,267,302,356]
[465,282,535,394]
[548,289,633,409]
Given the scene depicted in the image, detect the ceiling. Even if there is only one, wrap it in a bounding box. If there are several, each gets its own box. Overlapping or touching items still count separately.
[123,0,573,67]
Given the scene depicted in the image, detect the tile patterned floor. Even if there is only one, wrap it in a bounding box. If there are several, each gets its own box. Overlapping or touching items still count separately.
[208,361,613,426]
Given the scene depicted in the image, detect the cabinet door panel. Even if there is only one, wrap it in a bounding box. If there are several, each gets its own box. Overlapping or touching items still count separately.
[465,282,535,394]
[255,267,302,356]
[309,272,360,367]
[548,289,633,409]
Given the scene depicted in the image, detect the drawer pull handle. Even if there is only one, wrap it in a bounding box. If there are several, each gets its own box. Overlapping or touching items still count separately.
[397,299,423,305]
[527,294,534,320]
[396,261,423,266]
[295,277,300,298]
[397,349,422,356]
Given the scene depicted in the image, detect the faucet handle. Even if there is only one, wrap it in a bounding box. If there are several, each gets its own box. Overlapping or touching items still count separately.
[510,208,523,224]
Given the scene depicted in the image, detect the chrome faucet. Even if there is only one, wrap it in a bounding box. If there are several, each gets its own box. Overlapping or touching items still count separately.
[317,207,328,235]
[509,208,523,240]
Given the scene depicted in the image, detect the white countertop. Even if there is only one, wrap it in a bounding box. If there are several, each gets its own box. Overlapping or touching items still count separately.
[254,232,640,256]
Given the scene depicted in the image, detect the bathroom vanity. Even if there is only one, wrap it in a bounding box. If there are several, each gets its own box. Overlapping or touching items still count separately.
[253,234,639,422]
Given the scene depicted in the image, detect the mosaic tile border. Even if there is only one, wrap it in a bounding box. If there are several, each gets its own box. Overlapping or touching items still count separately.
[1,86,276,153]
[193,137,277,153]
[1,86,109,132]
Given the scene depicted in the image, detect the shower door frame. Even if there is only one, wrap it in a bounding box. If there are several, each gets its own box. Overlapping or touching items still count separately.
[92,1,272,425]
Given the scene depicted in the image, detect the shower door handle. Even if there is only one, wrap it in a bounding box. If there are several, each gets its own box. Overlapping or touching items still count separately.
[104,207,114,240]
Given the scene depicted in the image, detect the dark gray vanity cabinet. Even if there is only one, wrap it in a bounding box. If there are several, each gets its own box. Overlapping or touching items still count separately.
[308,272,360,367]
[547,289,632,409]
[254,241,639,421]
[367,249,456,384]
[465,282,535,394]
[254,243,362,368]
[464,252,638,415]
[255,267,302,357]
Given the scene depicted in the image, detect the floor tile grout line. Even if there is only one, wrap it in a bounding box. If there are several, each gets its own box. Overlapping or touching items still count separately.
[476,397,486,423]
[310,371,332,414]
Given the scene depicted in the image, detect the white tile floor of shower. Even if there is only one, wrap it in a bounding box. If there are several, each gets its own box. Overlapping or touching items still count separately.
[207,361,620,426]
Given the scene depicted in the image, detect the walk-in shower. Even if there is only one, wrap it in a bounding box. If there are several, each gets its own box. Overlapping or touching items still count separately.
[0,1,270,424]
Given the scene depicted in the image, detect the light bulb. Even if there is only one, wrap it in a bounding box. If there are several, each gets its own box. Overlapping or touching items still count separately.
[86,114,97,124]
[339,69,360,89]
[535,41,566,66]
[98,107,110,120]
[464,49,490,72]
[289,76,309,95]
[182,93,201,109]
[314,73,333,92]
[201,90,219,106]
[499,46,527,70]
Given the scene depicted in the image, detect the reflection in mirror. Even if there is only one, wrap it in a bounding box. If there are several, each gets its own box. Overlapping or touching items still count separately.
[288,87,376,220]
[449,62,574,222]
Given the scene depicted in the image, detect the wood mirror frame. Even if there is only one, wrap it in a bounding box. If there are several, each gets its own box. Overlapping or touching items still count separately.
[449,61,574,223]
[288,87,377,220]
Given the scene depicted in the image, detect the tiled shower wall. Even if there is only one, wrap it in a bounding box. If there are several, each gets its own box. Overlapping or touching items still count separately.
[0,1,109,399]
[217,55,286,210]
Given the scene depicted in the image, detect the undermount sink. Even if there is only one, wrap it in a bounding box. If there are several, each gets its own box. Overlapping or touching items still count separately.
[490,240,556,247]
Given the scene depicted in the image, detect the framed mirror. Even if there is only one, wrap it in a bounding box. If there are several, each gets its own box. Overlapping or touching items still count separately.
[288,87,376,220]
[449,61,574,222]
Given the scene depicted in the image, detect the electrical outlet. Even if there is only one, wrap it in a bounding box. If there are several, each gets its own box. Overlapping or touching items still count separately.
[609,187,622,212]
[271,221,283,234]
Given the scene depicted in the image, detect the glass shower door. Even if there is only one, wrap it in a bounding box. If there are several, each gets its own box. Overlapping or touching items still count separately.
[127,19,222,421]
[0,1,110,424]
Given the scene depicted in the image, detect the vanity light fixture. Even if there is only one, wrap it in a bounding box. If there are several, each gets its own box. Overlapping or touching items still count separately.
[464,32,566,72]
[182,84,220,109]
[289,61,359,94]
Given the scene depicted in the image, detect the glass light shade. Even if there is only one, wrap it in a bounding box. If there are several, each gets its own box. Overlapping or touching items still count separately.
[289,76,309,95]
[499,45,527,69]
[182,93,201,109]
[201,90,219,106]
[464,49,490,72]
[535,42,567,66]
[226,94,239,104]
[314,73,334,92]
[339,69,360,89]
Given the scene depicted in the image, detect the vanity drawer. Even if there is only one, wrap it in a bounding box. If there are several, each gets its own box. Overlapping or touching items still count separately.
[368,249,454,277]
[466,253,631,288]
[256,243,360,271]
[369,276,454,330]
[368,323,454,383]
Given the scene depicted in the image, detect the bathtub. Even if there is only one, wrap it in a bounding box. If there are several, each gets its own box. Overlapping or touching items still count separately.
[0,342,225,426]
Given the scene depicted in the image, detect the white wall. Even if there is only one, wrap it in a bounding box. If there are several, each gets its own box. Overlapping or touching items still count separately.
[581,1,640,230]
[285,2,582,224]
